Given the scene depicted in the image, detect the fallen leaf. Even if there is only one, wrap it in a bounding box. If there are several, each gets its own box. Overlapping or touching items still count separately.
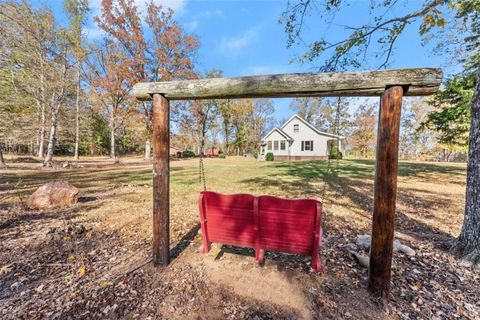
[99,279,111,286]
[77,267,86,277]
[0,265,12,276]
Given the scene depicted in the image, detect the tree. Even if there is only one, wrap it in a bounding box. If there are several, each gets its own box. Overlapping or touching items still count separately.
[1,1,76,165]
[44,31,73,165]
[280,0,480,264]
[1,2,59,159]
[315,98,352,135]
[350,104,376,158]
[64,0,89,160]
[400,98,437,160]
[247,99,275,151]
[217,99,234,154]
[289,97,321,122]
[96,0,198,159]
[422,74,474,147]
[86,40,134,160]
[0,145,4,167]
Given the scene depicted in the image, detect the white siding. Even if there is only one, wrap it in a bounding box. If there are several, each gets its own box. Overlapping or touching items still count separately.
[262,130,290,156]
[281,118,331,157]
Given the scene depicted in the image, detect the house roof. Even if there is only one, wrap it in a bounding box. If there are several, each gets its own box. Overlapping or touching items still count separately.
[261,127,293,142]
[280,114,345,139]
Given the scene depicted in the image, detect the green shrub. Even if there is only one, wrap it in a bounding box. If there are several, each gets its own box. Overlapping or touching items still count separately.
[265,152,274,161]
[329,146,343,160]
[253,151,258,159]
[182,150,196,158]
[218,154,226,159]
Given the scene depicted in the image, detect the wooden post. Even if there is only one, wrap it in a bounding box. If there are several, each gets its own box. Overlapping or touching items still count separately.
[152,93,170,266]
[368,85,404,297]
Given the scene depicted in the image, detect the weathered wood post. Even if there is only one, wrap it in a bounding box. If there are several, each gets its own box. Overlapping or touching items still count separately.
[368,85,404,297]
[152,93,170,266]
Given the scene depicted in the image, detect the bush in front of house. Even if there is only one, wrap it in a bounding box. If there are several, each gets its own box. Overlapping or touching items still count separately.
[265,152,274,161]
[328,146,343,160]
[182,150,196,158]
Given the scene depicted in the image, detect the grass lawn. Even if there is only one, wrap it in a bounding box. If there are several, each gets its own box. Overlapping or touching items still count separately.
[0,156,478,319]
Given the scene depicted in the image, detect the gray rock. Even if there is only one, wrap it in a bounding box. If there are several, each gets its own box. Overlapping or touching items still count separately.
[350,250,397,269]
[356,234,371,250]
[26,181,79,209]
[350,251,370,268]
[399,244,416,256]
[393,239,402,252]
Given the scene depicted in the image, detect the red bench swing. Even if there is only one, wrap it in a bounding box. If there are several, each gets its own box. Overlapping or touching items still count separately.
[196,156,324,270]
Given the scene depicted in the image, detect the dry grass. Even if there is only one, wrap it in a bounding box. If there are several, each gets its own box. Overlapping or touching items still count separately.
[0,156,477,319]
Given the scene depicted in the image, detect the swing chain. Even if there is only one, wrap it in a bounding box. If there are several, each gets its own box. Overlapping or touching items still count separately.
[320,97,343,233]
[199,145,207,191]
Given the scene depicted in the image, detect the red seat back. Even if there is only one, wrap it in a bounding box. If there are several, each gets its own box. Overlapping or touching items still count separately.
[200,191,255,248]
[258,196,319,255]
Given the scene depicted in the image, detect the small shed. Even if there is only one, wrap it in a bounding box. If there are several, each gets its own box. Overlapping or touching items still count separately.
[169,146,183,158]
[204,146,220,157]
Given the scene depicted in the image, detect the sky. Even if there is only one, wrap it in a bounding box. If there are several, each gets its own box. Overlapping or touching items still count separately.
[38,0,456,122]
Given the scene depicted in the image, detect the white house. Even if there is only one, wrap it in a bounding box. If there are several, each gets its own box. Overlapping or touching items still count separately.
[259,114,344,161]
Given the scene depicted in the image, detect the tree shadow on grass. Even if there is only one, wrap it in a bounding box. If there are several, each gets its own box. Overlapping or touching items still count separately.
[242,160,461,254]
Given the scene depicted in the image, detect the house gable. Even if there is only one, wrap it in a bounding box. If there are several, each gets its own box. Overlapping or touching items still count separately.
[262,127,292,142]
[280,114,344,139]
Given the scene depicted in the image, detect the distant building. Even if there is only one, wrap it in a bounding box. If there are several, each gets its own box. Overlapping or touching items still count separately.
[169,146,183,158]
[204,146,220,157]
[259,114,344,160]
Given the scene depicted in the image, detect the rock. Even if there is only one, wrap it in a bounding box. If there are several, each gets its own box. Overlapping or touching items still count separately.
[393,239,402,252]
[356,235,415,257]
[349,250,397,269]
[26,181,79,209]
[356,235,371,250]
[350,251,370,268]
[459,258,474,268]
[399,244,416,256]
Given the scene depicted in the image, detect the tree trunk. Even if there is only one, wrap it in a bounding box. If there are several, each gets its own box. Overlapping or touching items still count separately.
[44,100,59,165]
[37,99,46,158]
[110,109,116,160]
[223,120,230,155]
[145,140,151,160]
[0,146,5,167]
[455,70,480,265]
[74,61,81,160]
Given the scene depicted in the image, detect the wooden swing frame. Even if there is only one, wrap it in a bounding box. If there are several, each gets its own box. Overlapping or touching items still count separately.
[133,68,443,298]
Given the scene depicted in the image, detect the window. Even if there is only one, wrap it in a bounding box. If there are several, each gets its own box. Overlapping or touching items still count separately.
[267,141,272,150]
[301,140,314,151]
[293,124,299,132]
[274,140,279,150]
[280,140,286,150]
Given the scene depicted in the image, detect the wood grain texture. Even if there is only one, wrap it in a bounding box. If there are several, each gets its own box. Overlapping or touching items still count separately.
[368,86,404,298]
[152,94,170,266]
[134,68,442,100]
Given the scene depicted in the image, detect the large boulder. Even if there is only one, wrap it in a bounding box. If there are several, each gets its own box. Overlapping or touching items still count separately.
[27,181,79,209]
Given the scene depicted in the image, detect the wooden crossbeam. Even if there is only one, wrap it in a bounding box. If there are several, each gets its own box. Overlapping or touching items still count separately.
[133,68,442,101]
